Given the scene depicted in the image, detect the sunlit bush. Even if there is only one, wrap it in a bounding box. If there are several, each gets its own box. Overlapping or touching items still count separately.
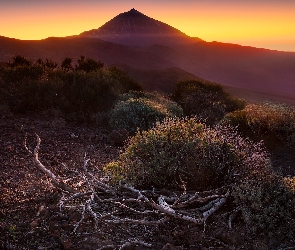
[109,91,183,133]
[104,117,271,190]
[225,102,295,146]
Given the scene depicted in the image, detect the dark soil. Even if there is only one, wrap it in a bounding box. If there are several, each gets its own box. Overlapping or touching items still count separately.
[0,114,294,249]
[0,114,120,249]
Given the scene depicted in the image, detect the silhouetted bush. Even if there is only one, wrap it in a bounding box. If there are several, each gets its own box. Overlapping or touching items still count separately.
[61,57,73,71]
[75,56,104,73]
[0,56,143,122]
[104,67,143,93]
[173,80,245,124]
[8,55,32,67]
[109,91,183,133]
[104,117,271,190]
[1,64,44,85]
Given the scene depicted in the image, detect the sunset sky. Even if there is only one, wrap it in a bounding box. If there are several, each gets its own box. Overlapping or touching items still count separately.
[1,0,295,51]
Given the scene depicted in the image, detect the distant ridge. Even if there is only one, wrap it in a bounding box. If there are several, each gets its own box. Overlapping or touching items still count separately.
[80,8,202,46]
[0,9,295,103]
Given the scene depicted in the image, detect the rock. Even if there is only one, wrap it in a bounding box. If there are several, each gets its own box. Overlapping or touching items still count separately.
[0,210,5,219]
[50,229,60,239]
[61,239,72,250]
[30,218,40,229]
[162,243,183,250]
[213,229,243,246]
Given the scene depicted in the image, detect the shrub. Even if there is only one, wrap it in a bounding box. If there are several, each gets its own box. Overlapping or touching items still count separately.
[225,102,295,146]
[103,67,143,93]
[76,56,104,73]
[109,91,183,133]
[0,64,44,85]
[61,70,118,115]
[234,175,295,239]
[104,117,271,190]
[173,80,245,124]
[0,56,143,121]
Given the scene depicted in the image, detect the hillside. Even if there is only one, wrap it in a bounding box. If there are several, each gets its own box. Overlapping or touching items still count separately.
[114,64,201,93]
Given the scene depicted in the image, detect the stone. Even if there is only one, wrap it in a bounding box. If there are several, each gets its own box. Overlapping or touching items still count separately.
[162,243,183,250]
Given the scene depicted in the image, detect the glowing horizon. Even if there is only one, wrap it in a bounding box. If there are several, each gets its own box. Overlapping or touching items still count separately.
[0,1,294,52]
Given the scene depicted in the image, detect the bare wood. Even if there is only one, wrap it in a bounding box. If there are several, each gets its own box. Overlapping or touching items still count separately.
[119,239,152,249]
[105,216,168,225]
[202,190,230,222]
[32,134,76,193]
[25,134,234,247]
[73,204,86,233]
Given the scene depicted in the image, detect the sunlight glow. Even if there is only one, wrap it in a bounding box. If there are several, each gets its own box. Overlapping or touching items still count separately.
[0,1,294,51]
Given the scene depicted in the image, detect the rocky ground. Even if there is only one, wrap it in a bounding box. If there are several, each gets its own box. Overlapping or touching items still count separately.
[0,114,294,250]
[0,115,120,249]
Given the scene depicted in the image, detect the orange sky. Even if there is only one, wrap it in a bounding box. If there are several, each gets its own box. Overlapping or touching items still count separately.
[1,1,295,51]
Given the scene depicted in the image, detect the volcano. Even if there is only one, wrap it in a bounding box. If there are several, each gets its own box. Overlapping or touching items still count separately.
[1,9,295,103]
[80,8,202,46]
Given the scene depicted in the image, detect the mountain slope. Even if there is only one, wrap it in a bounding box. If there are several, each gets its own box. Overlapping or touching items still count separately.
[80,8,202,46]
[1,7,295,103]
[113,64,202,93]
[0,36,176,69]
[1,35,295,102]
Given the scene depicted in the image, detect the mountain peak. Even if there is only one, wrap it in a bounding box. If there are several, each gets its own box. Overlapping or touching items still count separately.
[80,9,202,46]
[128,8,139,13]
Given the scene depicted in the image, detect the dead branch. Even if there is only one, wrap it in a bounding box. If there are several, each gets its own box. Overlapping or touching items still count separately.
[202,190,230,222]
[83,153,115,194]
[59,191,93,209]
[105,216,168,225]
[228,207,241,229]
[26,134,233,249]
[27,134,76,193]
[119,239,152,249]
[73,204,86,233]
[97,239,152,250]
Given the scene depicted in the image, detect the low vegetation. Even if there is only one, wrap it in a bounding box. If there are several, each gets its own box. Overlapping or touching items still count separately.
[104,117,271,190]
[225,102,295,146]
[1,55,295,249]
[234,174,295,239]
[173,80,246,124]
[0,55,142,123]
[109,91,183,133]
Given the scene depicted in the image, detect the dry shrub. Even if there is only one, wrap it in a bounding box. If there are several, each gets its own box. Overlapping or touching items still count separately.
[104,117,271,190]
[173,80,245,125]
[109,91,183,134]
[225,102,295,146]
[234,175,295,239]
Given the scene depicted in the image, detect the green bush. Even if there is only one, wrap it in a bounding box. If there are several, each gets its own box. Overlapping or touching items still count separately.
[103,67,143,94]
[0,56,143,122]
[109,91,183,133]
[104,118,271,190]
[225,102,295,145]
[173,80,245,124]
[234,175,295,239]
